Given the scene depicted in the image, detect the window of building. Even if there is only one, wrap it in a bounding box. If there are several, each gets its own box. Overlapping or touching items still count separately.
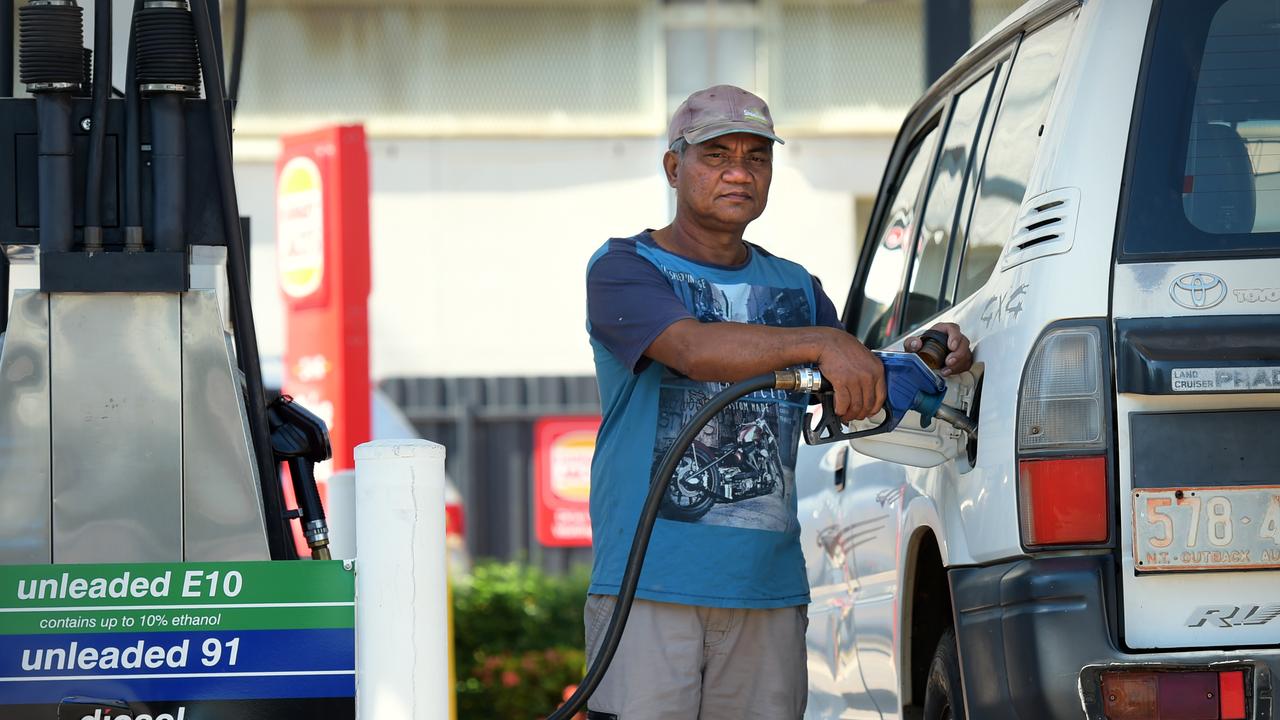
[973,0,1032,42]
[772,0,924,130]
[664,1,762,113]
[236,1,660,132]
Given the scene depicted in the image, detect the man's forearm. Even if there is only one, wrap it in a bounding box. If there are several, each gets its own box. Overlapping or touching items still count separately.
[647,319,836,383]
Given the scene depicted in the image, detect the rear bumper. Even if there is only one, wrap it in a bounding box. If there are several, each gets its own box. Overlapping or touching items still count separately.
[950,555,1279,719]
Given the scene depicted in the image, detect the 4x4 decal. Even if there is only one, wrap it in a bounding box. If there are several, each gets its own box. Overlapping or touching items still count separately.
[980,283,1030,329]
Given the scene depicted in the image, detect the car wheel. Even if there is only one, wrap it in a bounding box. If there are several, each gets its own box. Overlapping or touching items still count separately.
[922,627,965,720]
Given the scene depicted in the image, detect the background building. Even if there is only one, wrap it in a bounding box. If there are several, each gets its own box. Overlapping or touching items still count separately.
[228,0,1024,565]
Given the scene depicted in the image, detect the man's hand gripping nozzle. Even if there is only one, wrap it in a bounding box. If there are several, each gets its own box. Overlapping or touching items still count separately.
[789,338,977,446]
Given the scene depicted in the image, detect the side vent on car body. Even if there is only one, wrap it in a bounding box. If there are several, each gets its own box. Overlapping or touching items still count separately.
[1001,187,1081,271]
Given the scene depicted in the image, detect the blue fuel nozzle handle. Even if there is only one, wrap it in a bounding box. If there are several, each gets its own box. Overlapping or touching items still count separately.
[802,351,948,446]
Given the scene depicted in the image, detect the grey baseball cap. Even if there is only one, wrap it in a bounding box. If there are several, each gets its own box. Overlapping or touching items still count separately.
[667,85,785,149]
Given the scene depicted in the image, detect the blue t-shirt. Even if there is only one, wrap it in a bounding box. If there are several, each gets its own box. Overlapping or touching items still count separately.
[585,230,841,609]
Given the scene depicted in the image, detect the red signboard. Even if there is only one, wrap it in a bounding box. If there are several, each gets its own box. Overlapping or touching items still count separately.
[533,417,600,547]
[277,125,371,556]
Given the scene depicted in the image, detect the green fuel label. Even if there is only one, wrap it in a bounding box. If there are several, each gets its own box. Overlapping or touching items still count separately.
[0,562,355,635]
[1,561,355,607]
[0,561,356,718]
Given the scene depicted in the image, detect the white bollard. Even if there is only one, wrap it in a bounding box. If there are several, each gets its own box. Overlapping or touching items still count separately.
[354,439,449,720]
[326,470,357,560]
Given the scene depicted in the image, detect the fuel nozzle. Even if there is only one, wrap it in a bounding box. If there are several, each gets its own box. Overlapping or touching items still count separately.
[911,329,978,435]
[267,396,334,560]
[799,332,977,446]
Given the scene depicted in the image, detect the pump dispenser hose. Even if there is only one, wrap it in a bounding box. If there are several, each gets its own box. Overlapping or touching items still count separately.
[547,356,978,718]
[549,369,819,720]
[189,0,295,560]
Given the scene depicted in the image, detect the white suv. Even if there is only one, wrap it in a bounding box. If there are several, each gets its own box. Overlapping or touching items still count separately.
[796,1,1280,718]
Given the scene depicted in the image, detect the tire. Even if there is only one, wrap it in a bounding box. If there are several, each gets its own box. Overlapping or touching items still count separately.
[659,444,719,521]
[922,627,966,720]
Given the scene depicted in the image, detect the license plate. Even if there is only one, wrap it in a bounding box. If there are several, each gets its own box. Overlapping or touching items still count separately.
[1133,486,1280,572]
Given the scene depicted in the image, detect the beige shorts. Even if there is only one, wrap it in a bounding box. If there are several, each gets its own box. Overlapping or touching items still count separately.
[583,594,808,720]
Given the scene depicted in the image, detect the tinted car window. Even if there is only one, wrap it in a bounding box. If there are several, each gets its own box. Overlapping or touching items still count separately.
[902,71,996,333]
[1122,0,1280,257]
[955,12,1077,299]
[853,124,940,348]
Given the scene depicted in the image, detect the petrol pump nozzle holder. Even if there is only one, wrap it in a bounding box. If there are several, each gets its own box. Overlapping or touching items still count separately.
[267,395,334,559]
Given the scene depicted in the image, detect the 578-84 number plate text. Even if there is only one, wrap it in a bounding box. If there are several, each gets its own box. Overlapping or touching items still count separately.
[1134,486,1280,572]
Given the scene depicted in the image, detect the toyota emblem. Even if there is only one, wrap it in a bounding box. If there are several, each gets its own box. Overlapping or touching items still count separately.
[1170,272,1227,309]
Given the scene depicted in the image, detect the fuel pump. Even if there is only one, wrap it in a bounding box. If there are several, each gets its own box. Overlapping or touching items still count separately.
[0,0,328,565]
[550,330,978,719]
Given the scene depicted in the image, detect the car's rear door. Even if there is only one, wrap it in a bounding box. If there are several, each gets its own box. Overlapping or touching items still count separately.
[1112,0,1280,651]
[845,59,1008,716]
[800,114,944,720]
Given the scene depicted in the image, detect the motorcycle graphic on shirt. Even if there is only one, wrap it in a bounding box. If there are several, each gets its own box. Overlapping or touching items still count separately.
[661,408,788,522]
[651,276,811,531]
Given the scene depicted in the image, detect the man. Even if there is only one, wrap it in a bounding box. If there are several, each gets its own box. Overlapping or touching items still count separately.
[584,85,972,719]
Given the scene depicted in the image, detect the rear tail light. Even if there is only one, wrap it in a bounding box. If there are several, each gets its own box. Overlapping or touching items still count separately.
[1018,456,1108,545]
[1101,670,1248,719]
[1017,323,1110,548]
[1102,672,1157,719]
[1018,326,1104,451]
[1220,671,1246,720]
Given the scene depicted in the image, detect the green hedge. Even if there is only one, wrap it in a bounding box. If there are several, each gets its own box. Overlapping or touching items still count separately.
[454,561,591,718]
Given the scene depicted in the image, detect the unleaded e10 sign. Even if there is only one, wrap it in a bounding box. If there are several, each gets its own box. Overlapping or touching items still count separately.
[0,562,356,720]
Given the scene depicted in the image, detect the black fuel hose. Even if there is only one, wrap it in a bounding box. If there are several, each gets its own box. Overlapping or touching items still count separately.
[123,0,143,249]
[228,0,246,107]
[189,0,295,560]
[82,0,110,250]
[0,0,11,98]
[549,369,822,720]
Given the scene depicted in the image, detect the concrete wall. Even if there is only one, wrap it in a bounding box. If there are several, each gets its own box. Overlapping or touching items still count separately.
[237,133,892,379]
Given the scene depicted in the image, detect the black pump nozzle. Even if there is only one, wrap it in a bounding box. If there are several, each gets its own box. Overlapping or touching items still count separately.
[267,395,334,560]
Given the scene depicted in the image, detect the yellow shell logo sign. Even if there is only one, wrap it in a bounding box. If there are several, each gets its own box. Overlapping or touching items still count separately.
[549,430,595,502]
[277,156,325,299]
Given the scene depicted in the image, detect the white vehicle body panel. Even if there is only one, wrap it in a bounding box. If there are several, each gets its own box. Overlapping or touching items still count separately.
[793,0,1280,714]
[803,1,1154,712]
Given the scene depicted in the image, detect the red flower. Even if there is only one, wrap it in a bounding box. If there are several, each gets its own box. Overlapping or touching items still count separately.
[502,670,521,688]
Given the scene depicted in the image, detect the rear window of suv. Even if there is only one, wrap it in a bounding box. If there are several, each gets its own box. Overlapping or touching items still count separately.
[1121,0,1280,259]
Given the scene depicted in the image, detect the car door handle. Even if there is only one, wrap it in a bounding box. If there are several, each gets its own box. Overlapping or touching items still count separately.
[834,444,849,491]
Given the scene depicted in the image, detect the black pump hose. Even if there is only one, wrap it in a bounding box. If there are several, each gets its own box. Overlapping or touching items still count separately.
[123,0,143,249]
[0,0,11,98]
[548,369,821,719]
[83,0,110,250]
[228,0,245,106]
[189,0,295,561]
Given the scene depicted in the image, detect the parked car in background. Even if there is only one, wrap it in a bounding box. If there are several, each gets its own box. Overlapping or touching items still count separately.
[796,0,1280,718]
